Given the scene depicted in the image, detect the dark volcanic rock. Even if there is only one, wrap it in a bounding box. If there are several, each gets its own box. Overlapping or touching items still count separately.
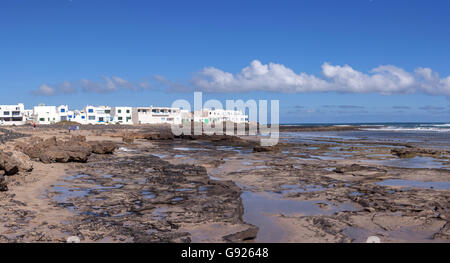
[88,141,117,154]
[49,152,251,243]
[391,148,449,159]
[18,136,116,163]
[0,174,7,191]
[391,148,417,158]
[223,225,259,242]
[0,151,19,175]
[253,145,280,152]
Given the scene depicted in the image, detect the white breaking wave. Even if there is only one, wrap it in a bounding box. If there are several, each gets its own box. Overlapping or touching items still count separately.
[362,126,450,132]
[429,123,450,127]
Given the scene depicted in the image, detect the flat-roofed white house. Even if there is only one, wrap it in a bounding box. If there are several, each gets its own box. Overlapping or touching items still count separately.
[193,109,210,124]
[0,103,26,126]
[112,107,133,125]
[72,110,87,124]
[84,105,113,124]
[23,109,34,122]
[57,105,76,122]
[180,110,193,123]
[133,106,182,125]
[33,105,59,124]
[209,109,248,123]
[194,109,248,124]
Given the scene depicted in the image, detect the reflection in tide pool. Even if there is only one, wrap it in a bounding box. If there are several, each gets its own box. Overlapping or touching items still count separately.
[376,179,450,190]
[241,191,356,242]
[367,156,449,170]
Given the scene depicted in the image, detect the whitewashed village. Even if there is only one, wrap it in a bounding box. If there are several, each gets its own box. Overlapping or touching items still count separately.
[0,103,249,126]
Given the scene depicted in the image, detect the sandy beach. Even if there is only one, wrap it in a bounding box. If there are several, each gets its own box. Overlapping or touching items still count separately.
[0,124,449,243]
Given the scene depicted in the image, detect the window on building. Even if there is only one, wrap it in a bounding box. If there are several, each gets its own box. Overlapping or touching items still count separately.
[105,110,110,114]
[81,116,86,119]
[118,117,123,120]
[126,110,130,113]
[88,109,94,113]
[12,111,20,116]
[40,118,45,121]
[61,109,66,113]
[4,111,10,115]
[88,116,95,120]
[118,109,121,113]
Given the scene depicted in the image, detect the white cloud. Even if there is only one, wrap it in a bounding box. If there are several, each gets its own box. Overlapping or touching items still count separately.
[32,84,56,96]
[57,81,77,94]
[322,63,416,94]
[415,67,450,96]
[190,60,450,96]
[191,60,328,93]
[81,76,134,93]
[153,74,191,93]
[112,76,136,91]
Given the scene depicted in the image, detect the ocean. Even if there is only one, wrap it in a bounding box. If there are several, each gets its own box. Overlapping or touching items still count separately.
[280,122,450,147]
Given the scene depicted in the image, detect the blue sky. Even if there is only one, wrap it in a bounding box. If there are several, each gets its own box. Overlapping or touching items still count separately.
[1,0,449,123]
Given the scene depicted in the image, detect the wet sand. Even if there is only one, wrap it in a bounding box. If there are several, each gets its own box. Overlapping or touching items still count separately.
[0,125,449,242]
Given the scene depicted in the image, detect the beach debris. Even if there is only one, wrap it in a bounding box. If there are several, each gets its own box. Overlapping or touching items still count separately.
[366,236,381,243]
[66,236,81,243]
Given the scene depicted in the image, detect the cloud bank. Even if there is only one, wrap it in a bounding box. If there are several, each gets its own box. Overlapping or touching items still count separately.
[190,60,450,96]
[31,60,450,97]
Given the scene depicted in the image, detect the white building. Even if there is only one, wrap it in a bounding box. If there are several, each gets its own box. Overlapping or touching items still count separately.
[57,105,76,122]
[180,110,193,123]
[84,105,113,124]
[194,109,248,124]
[72,110,87,124]
[112,107,133,125]
[23,109,34,122]
[33,105,59,124]
[0,103,26,126]
[193,109,209,124]
[133,106,182,125]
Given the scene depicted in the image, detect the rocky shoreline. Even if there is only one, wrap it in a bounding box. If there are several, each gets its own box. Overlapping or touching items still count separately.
[0,125,449,242]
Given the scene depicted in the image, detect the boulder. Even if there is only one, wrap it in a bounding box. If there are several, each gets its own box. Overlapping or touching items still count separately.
[88,141,117,154]
[223,225,258,242]
[20,136,58,159]
[39,150,70,164]
[143,132,174,140]
[253,145,280,152]
[0,151,19,175]
[39,143,92,164]
[9,151,33,172]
